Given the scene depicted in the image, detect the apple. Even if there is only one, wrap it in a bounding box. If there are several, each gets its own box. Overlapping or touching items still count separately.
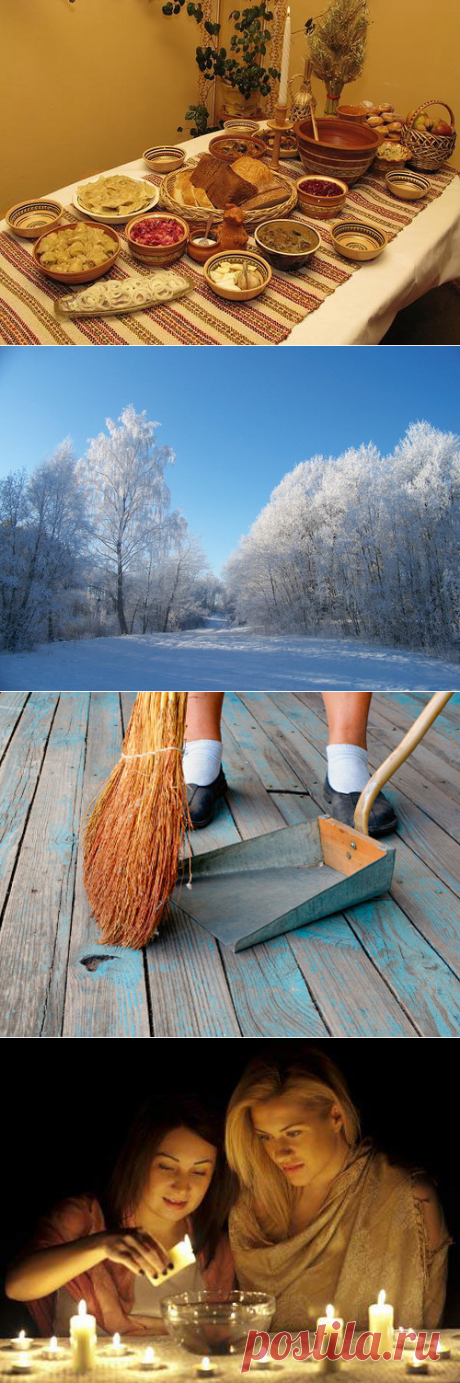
[413,113,434,130]
[432,120,452,135]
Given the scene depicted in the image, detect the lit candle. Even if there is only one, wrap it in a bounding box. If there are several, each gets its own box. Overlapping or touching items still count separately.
[278,7,291,107]
[316,1306,344,1371]
[168,1234,196,1275]
[140,1349,157,1371]
[70,1300,97,1373]
[369,1290,394,1357]
[12,1334,33,1352]
[42,1339,64,1361]
[399,1330,417,1352]
[108,1335,128,1358]
[435,1345,451,1361]
[11,1359,32,1374]
[196,1359,217,1377]
[406,1361,429,1375]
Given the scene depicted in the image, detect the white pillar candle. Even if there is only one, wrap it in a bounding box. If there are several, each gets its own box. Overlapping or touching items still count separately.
[12,1333,33,1352]
[70,1300,97,1373]
[278,7,291,106]
[316,1305,344,1371]
[369,1290,394,1357]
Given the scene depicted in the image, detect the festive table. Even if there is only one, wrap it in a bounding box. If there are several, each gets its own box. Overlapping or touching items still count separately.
[1,1333,460,1382]
[1,132,459,345]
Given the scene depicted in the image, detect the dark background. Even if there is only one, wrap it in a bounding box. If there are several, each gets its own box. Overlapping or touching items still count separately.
[1,1040,459,1336]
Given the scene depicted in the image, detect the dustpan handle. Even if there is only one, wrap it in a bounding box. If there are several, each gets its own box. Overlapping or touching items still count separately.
[353,692,454,835]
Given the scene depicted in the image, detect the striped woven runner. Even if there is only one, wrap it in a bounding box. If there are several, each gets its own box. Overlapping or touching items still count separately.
[0,164,456,345]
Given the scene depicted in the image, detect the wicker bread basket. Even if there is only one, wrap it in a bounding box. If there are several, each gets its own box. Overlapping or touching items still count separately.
[402,100,456,171]
[159,162,297,229]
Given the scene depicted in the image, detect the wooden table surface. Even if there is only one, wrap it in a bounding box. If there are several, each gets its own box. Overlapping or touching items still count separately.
[0,691,459,1039]
[1,1332,460,1381]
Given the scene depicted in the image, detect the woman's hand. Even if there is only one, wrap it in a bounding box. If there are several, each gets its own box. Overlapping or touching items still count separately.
[104,1230,172,1279]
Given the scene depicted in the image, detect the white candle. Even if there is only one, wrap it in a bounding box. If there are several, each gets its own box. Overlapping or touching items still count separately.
[369,1290,394,1357]
[70,1300,97,1373]
[12,1333,33,1352]
[167,1234,196,1276]
[406,1362,429,1376]
[196,1359,217,1377]
[42,1339,64,1361]
[11,1359,32,1374]
[140,1348,156,1371]
[108,1335,127,1357]
[316,1306,344,1370]
[278,7,291,107]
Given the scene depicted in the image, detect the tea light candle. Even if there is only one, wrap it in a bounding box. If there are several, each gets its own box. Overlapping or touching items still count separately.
[12,1335,33,1352]
[278,7,291,106]
[70,1300,97,1373]
[369,1290,394,1356]
[140,1349,157,1371]
[406,1361,429,1375]
[108,1335,128,1358]
[42,1339,64,1361]
[435,1345,451,1361]
[11,1359,32,1374]
[252,1359,272,1370]
[399,1331,417,1352]
[196,1359,217,1377]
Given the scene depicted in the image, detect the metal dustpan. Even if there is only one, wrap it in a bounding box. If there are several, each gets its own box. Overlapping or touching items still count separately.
[173,692,452,952]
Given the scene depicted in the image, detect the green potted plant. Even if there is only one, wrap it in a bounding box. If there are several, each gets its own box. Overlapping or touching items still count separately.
[162,0,280,134]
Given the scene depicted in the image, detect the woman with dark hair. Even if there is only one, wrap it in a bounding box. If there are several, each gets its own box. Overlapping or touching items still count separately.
[5,1095,235,1337]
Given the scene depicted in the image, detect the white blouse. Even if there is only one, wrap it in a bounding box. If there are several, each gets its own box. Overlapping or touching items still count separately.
[54,1262,205,1336]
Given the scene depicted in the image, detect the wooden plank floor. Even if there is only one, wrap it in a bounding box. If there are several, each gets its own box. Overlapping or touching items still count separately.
[0,691,459,1038]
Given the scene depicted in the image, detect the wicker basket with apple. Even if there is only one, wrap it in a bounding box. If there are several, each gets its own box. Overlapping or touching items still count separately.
[402,101,456,170]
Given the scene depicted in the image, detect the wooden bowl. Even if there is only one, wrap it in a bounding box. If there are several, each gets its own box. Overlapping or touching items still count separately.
[385,170,430,200]
[294,116,380,183]
[205,250,271,301]
[331,220,387,262]
[254,218,320,271]
[125,213,188,266]
[33,222,121,283]
[143,146,186,173]
[296,174,348,219]
[336,105,367,123]
[5,199,63,239]
[208,134,266,162]
[187,232,219,264]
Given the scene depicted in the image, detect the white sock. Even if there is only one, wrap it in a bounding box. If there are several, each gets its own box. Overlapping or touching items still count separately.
[183,739,222,787]
[326,743,369,793]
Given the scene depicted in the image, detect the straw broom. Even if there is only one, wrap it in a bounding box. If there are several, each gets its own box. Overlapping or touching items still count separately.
[83,692,191,948]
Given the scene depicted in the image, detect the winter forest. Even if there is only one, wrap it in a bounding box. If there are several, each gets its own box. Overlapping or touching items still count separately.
[1,410,458,658]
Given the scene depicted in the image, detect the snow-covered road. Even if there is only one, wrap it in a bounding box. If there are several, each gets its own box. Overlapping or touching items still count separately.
[0,629,456,690]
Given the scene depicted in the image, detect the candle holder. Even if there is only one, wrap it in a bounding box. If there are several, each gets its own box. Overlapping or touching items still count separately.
[266,105,295,170]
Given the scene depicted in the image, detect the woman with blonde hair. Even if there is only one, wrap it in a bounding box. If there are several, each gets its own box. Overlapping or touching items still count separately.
[226,1051,450,1332]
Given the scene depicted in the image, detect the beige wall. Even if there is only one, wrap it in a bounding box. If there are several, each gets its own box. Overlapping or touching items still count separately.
[2,0,198,213]
[2,0,459,214]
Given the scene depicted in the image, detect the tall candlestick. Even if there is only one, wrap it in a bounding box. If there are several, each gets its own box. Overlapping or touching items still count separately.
[369,1290,394,1357]
[278,7,291,106]
[70,1300,97,1373]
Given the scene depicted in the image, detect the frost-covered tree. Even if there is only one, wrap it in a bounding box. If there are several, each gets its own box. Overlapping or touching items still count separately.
[0,442,88,649]
[77,405,183,635]
[224,422,460,656]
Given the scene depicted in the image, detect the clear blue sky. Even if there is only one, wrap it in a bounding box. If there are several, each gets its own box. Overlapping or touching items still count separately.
[0,345,458,574]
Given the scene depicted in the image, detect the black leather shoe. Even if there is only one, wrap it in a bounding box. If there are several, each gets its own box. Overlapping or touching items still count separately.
[186,767,228,829]
[323,775,398,837]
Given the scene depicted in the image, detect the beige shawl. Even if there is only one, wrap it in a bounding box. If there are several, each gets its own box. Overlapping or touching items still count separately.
[229,1143,450,1331]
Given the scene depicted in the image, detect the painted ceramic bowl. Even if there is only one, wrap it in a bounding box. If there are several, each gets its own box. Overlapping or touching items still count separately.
[331,219,387,261]
[294,116,380,183]
[254,218,320,271]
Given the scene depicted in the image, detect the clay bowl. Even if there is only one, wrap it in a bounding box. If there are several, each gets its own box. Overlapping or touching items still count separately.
[6,199,63,239]
[294,116,380,184]
[33,222,121,284]
[187,231,219,264]
[223,119,260,135]
[143,146,186,173]
[385,170,430,200]
[259,129,299,160]
[331,219,387,262]
[205,250,271,301]
[336,104,367,123]
[296,174,348,219]
[125,213,188,266]
[254,218,320,271]
[208,134,266,162]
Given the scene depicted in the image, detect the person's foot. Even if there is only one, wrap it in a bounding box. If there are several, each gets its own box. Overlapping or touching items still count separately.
[186,767,228,829]
[323,775,398,837]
